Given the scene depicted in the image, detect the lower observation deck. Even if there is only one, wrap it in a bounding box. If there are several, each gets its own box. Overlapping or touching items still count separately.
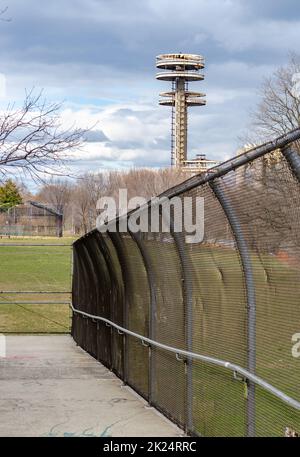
[159,99,206,106]
[156,71,204,81]
[159,91,206,106]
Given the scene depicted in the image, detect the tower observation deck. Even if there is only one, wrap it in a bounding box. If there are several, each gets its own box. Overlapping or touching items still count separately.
[156,53,206,167]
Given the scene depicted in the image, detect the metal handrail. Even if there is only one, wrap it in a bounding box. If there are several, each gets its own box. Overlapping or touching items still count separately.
[1,301,71,305]
[0,291,71,294]
[70,303,300,412]
[0,244,71,247]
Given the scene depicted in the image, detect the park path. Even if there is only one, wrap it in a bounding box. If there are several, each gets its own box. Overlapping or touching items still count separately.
[0,335,182,437]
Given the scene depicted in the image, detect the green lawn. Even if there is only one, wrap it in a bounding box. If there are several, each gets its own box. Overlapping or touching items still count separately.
[0,236,76,333]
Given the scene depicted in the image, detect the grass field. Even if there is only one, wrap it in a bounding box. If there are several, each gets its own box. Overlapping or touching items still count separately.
[0,236,76,333]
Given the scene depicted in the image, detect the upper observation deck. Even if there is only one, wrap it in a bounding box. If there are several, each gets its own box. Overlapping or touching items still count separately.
[156,53,205,81]
[156,53,205,70]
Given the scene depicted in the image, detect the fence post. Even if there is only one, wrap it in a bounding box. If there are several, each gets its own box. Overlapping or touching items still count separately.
[107,230,129,384]
[209,179,256,437]
[96,232,119,371]
[281,145,300,182]
[70,243,74,336]
[171,226,194,434]
[129,229,157,404]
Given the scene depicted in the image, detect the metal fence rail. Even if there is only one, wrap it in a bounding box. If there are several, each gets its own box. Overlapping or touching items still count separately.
[71,128,300,437]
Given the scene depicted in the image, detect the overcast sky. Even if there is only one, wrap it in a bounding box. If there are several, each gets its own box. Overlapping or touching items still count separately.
[0,0,299,174]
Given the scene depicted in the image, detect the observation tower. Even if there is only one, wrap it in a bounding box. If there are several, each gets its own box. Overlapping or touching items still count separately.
[156,53,206,166]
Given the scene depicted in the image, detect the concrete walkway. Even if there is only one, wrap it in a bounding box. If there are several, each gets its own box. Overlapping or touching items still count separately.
[0,335,182,437]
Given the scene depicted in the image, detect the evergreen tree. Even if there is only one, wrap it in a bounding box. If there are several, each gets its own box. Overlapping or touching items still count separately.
[0,179,23,211]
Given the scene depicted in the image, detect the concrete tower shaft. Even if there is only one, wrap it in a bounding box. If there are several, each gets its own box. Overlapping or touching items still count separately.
[156,53,206,166]
[175,78,187,165]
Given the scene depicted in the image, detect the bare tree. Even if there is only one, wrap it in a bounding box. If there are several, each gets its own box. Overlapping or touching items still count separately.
[235,54,300,252]
[0,90,86,182]
[72,182,92,234]
[59,168,187,235]
[81,173,108,210]
[29,168,188,235]
[36,179,73,214]
[70,173,108,234]
[106,167,186,204]
[246,53,300,150]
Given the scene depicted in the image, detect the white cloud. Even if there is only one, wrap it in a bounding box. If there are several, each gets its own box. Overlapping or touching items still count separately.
[60,103,167,139]
[60,103,170,169]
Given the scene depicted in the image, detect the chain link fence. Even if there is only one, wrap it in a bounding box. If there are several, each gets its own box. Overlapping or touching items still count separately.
[0,201,64,237]
[71,128,300,436]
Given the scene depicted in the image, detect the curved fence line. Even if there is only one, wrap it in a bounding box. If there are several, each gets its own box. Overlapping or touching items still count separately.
[72,129,300,437]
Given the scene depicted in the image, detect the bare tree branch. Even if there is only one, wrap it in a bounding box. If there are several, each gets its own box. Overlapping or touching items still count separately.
[0,5,11,22]
[240,53,300,151]
[0,90,88,182]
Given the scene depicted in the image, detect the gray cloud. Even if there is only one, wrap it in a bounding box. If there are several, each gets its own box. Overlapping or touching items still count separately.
[0,0,299,174]
[81,129,109,143]
[2,1,299,79]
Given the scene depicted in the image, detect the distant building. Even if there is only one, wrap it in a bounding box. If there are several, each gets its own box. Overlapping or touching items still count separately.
[181,153,220,174]
[233,144,284,189]
[0,201,63,237]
